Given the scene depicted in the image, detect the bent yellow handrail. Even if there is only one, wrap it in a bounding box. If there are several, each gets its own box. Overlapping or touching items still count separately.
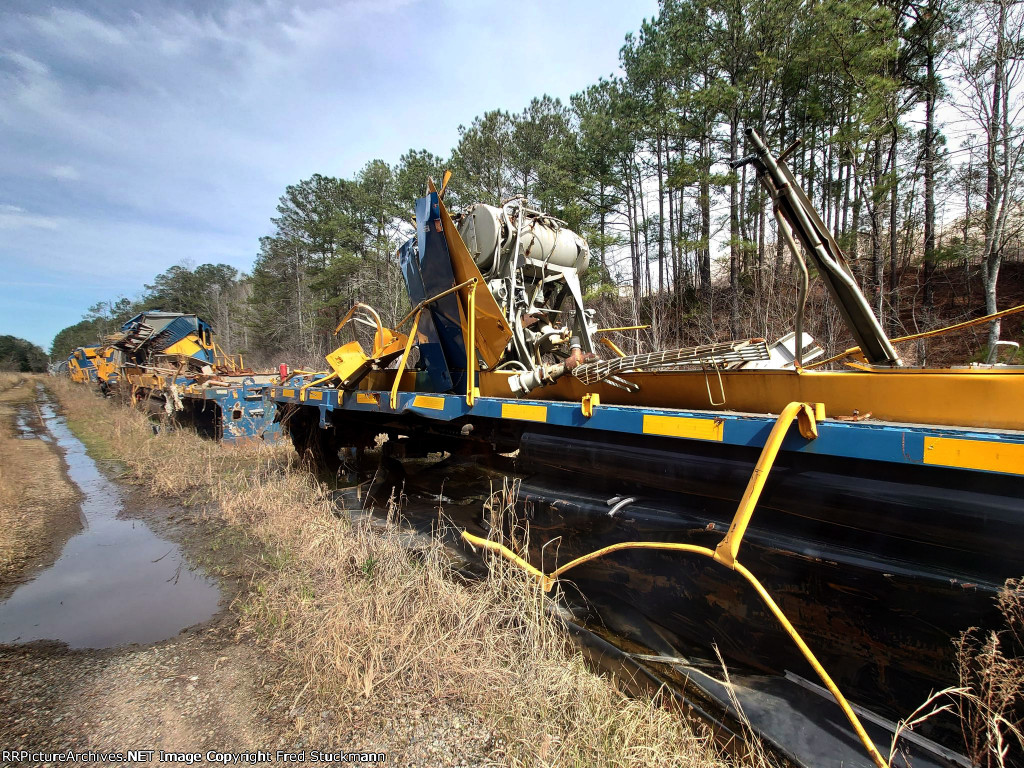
[805,302,1024,369]
[461,401,889,768]
[713,401,819,567]
[390,310,422,410]
[300,371,338,400]
[396,278,478,330]
[599,337,627,358]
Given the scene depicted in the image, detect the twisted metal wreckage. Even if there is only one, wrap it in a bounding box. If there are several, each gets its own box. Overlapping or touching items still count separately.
[63,131,1024,768]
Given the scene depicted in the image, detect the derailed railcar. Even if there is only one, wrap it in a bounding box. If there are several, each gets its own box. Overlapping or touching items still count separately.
[108,311,281,444]
[270,135,1024,767]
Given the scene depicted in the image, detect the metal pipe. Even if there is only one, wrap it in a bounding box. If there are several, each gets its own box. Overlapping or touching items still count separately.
[747,129,900,367]
[467,282,478,406]
[596,325,651,333]
[390,310,421,410]
[774,209,809,368]
[396,278,478,329]
[599,337,627,358]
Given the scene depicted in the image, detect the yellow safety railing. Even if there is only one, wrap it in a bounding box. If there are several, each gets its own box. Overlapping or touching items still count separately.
[596,324,651,333]
[299,371,338,400]
[391,310,422,409]
[213,342,244,372]
[462,401,890,768]
[390,277,480,409]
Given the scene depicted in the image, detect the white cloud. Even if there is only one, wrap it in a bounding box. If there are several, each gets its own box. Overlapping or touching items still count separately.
[48,164,80,180]
[0,204,61,230]
[0,50,48,77]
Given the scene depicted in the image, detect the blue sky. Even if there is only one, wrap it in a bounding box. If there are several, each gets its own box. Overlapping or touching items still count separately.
[0,0,657,351]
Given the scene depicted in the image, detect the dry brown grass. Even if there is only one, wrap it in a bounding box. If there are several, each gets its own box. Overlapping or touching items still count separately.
[49,376,739,767]
[0,373,80,585]
[954,579,1024,767]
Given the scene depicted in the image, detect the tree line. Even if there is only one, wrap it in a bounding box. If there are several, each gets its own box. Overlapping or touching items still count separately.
[50,263,245,361]
[51,0,1024,366]
[0,336,48,372]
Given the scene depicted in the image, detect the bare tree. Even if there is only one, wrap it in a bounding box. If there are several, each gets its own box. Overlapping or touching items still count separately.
[955,0,1024,360]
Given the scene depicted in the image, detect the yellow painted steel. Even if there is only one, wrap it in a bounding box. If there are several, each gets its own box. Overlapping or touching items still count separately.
[390,277,484,409]
[599,337,627,358]
[412,395,445,410]
[433,181,513,368]
[596,324,651,333]
[68,358,86,384]
[391,310,422,409]
[466,281,480,406]
[69,346,102,384]
[93,346,120,384]
[461,533,551,586]
[326,342,373,383]
[327,303,408,389]
[500,403,548,422]
[489,367,1024,431]
[307,390,323,401]
[923,436,1024,476]
[714,402,817,567]
[643,414,724,441]
[356,393,379,405]
[162,336,206,359]
[213,342,244,373]
[460,402,889,768]
[396,277,478,329]
[299,371,337,400]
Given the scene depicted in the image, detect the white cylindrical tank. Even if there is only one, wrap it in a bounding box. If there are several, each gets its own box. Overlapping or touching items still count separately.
[517,219,590,271]
[457,203,590,273]
[458,204,503,270]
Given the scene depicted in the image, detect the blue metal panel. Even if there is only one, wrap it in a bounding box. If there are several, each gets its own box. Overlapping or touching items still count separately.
[415,193,467,388]
[154,316,198,348]
[179,380,281,444]
[156,316,214,363]
[398,235,452,391]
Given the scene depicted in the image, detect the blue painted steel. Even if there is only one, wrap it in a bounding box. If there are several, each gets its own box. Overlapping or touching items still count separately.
[155,316,214,363]
[265,383,1024,477]
[398,234,453,392]
[412,193,467,389]
[118,311,215,364]
[173,379,281,443]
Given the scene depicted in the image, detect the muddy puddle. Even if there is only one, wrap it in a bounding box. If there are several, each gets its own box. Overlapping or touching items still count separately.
[13,405,47,440]
[0,389,222,649]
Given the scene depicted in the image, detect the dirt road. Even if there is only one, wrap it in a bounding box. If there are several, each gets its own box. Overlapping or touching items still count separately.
[0,378,298,764]
[1,628,291,758]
